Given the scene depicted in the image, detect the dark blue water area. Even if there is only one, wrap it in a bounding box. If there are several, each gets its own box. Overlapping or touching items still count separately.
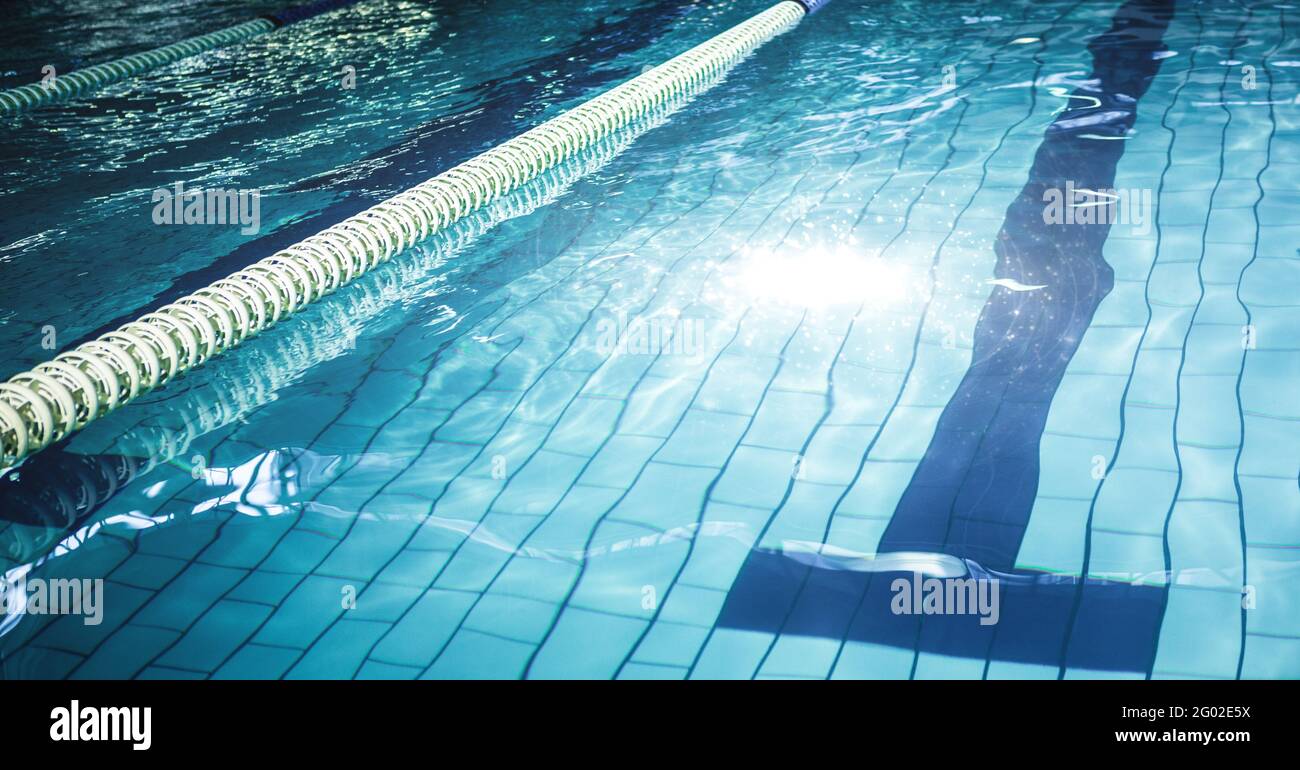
[67,0,705,346]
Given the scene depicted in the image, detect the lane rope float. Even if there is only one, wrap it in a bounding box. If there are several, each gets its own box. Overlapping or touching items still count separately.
[0,0,365,115]
[0,125,640,567]
[0,0,831,471]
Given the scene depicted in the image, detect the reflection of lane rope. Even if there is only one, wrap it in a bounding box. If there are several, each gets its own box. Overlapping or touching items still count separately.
[0,122,643,569]
[0,0,370,115]
[0,1,813,471]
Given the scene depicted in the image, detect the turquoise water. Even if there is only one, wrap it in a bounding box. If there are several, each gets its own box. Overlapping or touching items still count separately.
[1,0,1297,679]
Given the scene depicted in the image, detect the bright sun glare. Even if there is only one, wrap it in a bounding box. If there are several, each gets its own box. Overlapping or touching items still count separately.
[726,244,913,308]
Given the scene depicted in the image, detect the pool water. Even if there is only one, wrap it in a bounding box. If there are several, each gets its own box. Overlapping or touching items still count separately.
[1,0,1297,679]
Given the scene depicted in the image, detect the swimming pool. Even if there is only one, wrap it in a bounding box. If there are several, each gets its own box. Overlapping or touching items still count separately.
[0,0,1296,680]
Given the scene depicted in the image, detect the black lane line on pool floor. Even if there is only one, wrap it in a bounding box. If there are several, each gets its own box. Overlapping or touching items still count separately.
[718,0,1177,674]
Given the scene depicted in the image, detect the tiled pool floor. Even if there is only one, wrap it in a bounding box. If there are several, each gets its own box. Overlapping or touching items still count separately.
[1,0,1297,679]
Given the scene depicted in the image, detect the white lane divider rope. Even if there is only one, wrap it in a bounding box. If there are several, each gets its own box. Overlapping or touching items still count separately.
[0,0,373,115]
[0,124,640,567]
[0,19,277,115]
[0,0,815,471]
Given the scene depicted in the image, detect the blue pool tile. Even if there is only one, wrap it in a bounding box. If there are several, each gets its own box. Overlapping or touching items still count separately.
[578,434,662,489]
[1242,480,1300,550]
[493,558,580,605]
[835,459,923,519]
[423,629,534,679]
[617,375,696,438]
[509,368,590,425]
[569,522,690,617]
[658,582,730,628]
[136,666,206,680]
[758,635,842,679]
[2,647,85,680]
[345,369,424,428]
[355,660,422,680]
[580,354,657,400]
[369,407,453,454]
[212,644,304,680]
[492,450,590,515]
[316,516,423,582]
[1092,467,1179,536]
[694,353,779,415]
[35,584,153,656]
[711,445,798,510]
[260,530,339,575]
[799,425,874,486]
[370,588,478,668]
[314,423,379,455]
[286,619,390,679]
[108,553,189,591]
[436,390,524,445]
[1088,530,1165,579]
[689,628,771,680]
[1152,586,1245,679]
[133,563,247,631]
[253,575,355,649]
[603,461,715,531]
[427,475,506,522]
[349,582,424,623]
[291,500,358,540]
[631,620,710,668]
[830,641,919,679]
[985,660,1059,680]
[406,514,472,552]
[135,518,224,561]
[517,484,623,554]
[375,548,452,588]
[674,502,770,591]
[527,607,646,679]
[1239,635,1300,679]
[655,409,750,468]
[156,599,273,673]
[199,515,298,569]
[544,397,623,457]
[462,592,560,644]
[387,442,482,497]
[72,624,180,680]
[1065,664,1147,680]
[618,662,688,680]
[227,570,302,606]
[434,513,539,593]
[911,651,991,680]
[760,481,846,548]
